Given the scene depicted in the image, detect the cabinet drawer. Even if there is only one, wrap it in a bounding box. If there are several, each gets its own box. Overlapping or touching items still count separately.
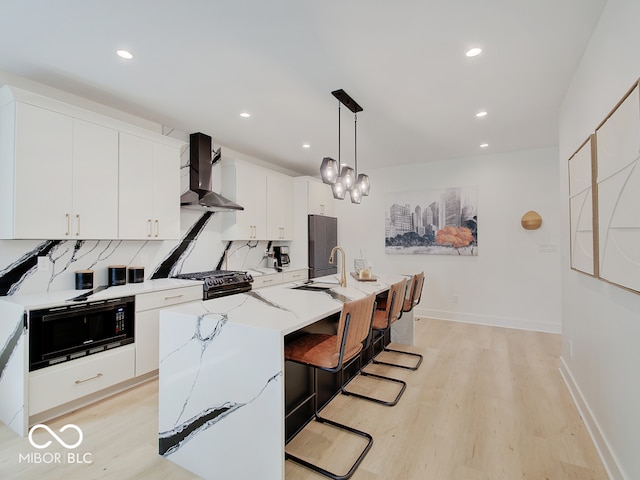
[29,345,135,415]
[135,285,202,312]
[252,274,282,289]
[282,270,308,283]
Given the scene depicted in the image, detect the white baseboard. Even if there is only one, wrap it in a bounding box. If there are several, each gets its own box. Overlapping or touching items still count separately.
[559,356,623,480]
[415,307,561,334]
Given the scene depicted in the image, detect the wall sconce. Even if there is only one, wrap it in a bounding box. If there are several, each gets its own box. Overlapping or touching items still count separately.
[521,210,542,230]
[320,89,370,203]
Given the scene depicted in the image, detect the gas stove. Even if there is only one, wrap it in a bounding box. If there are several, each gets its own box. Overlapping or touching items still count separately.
[173,270,253,300]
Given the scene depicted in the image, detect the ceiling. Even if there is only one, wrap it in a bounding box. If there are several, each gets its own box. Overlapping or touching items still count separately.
[0,0,606,177]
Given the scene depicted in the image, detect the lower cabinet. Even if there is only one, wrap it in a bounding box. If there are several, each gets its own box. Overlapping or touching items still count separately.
[134,285,202,376]
[29,345,135,415]
[282,269,308,283]
[252,269,308,289]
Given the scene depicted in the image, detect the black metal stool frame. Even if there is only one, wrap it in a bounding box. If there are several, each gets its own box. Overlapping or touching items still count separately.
[284,298,376,480]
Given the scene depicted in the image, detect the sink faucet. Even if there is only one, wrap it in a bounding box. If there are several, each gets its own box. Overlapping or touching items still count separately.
[329,246,347,287]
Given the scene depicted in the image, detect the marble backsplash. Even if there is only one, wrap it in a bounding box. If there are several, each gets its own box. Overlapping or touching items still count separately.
[0,209,273,297]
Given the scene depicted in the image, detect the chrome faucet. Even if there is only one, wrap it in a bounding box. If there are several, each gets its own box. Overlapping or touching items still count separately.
[329,246,347,287]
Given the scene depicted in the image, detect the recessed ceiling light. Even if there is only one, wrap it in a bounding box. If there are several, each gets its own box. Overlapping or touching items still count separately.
[116,50,133,60]
[240,112,251,118]
[480,143,489,148]
[302,143,310,149]
[476,111,488,118]
[466,47,482,57]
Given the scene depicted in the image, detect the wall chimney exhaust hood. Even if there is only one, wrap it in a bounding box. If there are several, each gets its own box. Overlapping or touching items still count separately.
[180,132,244,212]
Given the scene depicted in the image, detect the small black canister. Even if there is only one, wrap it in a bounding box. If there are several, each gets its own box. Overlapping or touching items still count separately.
[127,266,145,284]
[75,270,94,290]
[108,265,127,286]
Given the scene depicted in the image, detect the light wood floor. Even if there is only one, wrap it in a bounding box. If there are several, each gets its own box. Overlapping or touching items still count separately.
[0,318,608,480]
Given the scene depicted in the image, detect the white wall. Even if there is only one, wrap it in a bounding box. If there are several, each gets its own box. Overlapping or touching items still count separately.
[559,0,640,478]
[336,146,562,333]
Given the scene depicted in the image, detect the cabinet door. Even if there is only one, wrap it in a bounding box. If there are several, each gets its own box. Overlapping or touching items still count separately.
[266,173,293,240]
[119,132,154,239]
[308,180,334,217]
[151,142,180,239]
[234,162,267,239]
[135,310,158,376]
[72,119,119,239]
[14,103,73,238]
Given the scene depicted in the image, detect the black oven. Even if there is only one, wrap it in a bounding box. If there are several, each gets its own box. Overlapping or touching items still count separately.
[29,296,135,371]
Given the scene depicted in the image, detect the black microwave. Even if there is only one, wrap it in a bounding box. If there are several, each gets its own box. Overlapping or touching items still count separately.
[29,296,135,371]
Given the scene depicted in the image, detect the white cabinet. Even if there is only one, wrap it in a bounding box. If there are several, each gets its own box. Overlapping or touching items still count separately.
[308,178,335,216]
[222,160,293,240]
[266,172,293,240]
[0,85,182,240]
[0,100,118,239]
[134,285,202,376]
[118,132,181,240]
[29,345,135,415]
[282,269,308,283]
[222,160,267,239]
[71,118,119,239]
[251,268,308,289]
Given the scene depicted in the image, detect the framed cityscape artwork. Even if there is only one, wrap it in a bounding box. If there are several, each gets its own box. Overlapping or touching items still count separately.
[568,135,598,277]
[385,186,478,255]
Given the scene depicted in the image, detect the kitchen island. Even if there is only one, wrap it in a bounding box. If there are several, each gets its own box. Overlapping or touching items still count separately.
[158,272,409,480]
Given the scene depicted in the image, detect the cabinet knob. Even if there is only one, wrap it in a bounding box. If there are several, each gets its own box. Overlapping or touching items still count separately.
[76,214,80,236]
[66,213,71,236]
[155,219,159,238]
[148,219,152,237]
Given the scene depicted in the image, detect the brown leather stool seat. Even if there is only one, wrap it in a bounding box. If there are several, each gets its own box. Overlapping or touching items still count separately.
[285,333,362,369]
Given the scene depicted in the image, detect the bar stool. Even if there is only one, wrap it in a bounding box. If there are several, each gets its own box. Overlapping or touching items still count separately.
[372,272,424,371]
[284,293,377,480]
[342,278,408,406]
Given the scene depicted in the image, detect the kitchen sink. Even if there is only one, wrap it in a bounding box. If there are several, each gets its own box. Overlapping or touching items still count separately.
[290,282,337,292]
[291,284,332,291]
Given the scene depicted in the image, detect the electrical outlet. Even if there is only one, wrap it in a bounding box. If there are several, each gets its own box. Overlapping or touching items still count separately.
[37,256,49,272]
[569,340,574,359]
[452,295,459,304]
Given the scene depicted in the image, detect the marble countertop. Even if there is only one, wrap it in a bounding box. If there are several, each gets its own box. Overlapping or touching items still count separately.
[162,273,403,336]
[0,278,203,310]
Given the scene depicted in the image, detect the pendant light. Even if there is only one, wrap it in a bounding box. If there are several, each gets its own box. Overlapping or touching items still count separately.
[319,89,370,203]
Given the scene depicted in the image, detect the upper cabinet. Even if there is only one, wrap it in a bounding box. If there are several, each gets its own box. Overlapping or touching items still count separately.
[118,133,180,240]
[0,100,118,239]
[0,85,182,240]
[307,178,335,217]
[221,160,293,240]
[266,171,293,240]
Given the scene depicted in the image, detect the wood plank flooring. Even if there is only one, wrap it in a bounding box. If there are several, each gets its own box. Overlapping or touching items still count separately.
[0,318,608,480]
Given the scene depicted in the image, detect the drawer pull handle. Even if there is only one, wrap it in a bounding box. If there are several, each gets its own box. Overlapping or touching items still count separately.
[75,373,103,384]
[164,294,184,300]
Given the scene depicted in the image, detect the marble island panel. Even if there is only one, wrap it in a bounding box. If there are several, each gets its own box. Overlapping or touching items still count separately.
[158,273,405,480]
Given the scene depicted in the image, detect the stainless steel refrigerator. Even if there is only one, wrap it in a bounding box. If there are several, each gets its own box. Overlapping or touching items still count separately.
[308,214,337,279]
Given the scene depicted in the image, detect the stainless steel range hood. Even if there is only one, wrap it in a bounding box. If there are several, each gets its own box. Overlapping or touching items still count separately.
[180,132,244,212]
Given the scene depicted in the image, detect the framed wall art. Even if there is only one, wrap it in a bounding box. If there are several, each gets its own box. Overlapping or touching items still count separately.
[385,186,478,256]
[568,135,598,276]
[595,80,640,294]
